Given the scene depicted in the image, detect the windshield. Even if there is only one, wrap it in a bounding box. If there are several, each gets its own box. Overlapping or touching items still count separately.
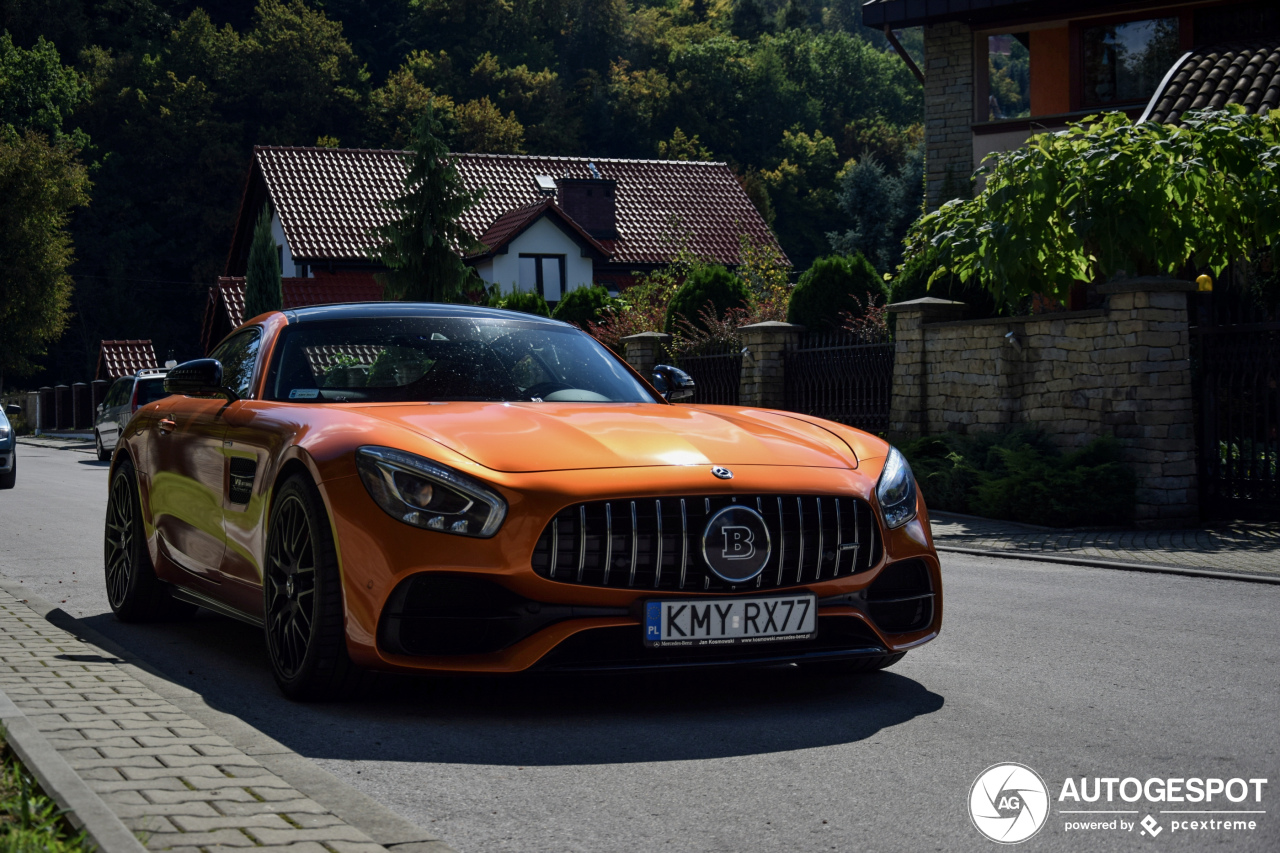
[265,316,659,404]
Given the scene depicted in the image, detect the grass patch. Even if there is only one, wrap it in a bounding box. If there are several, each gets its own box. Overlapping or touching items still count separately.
[0,734,91,852]
[901,429,1138,528]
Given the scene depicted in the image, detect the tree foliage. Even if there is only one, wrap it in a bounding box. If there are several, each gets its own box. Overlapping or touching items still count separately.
[370,107,483,302]
[907,109,1280,306]
[664,264,751,334]
[828,143,923,272]
[0,129,90,380]
[552,284,613,328]
[244,204,282,321]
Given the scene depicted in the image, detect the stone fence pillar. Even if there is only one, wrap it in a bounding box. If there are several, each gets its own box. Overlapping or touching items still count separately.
[621,332,671,382]
[739,321,804,409]
[886,298,967,438]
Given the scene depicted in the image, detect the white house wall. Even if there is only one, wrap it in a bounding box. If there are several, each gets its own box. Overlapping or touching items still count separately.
[270,210,311,278]
[475,217,594,299]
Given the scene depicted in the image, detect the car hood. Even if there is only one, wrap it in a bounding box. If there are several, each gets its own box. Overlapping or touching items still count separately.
[352,402,859,473]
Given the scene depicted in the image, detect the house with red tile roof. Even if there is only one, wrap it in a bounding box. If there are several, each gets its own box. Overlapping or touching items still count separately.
[862,0,1280,208]
[96,340,159,381]
[221,147,784,306]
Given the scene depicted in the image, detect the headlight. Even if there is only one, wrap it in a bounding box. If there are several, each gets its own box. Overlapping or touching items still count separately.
[0,425,9,440]
[875,445,917,529]
[356,447,507,538]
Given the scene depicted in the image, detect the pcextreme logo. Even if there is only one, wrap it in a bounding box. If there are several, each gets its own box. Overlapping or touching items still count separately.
[969,764,1269,843]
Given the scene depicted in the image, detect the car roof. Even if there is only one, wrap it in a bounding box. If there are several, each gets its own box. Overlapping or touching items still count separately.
[282,302,574,328]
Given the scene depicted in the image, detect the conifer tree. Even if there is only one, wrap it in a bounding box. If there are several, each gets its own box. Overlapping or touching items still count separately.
[371,104,482,302]
[244,205,282,321]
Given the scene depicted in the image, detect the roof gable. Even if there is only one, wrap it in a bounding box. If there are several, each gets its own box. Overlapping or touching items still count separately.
[473,199,611,260]
[97,340,158,381]
[241,147,786,269]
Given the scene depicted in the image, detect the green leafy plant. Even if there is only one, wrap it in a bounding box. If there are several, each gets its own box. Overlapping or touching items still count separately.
[906,108,1280,306]
[888,246,999,317]
[900,429,1138,527]
[552,285,614,328]
[489,286,550,317]
[664,264,751,334]
[0,737,91,852]
[787,253,886,331]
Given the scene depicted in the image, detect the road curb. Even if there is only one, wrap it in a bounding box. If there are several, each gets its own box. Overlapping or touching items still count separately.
[0,577,457,853]
[936,545,1280,584]
[0,689,148,853]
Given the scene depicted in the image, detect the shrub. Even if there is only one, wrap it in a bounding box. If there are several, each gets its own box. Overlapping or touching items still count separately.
[490,288,550,317]
[900,429,1137,527]
[552,284,613,328]
[787,253,887,331]
[664,264,750,334]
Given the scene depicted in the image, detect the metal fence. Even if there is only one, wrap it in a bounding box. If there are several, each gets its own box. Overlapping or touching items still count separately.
[674,341,743,406]
[783,331,895,433]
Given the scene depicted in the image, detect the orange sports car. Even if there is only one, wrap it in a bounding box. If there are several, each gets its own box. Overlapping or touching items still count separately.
[104,303,941,699]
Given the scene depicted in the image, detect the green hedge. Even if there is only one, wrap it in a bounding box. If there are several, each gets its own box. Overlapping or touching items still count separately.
[552,284,613,328]
[900,429,1137,527]
[664,264,750,333]
[787,253,887,331]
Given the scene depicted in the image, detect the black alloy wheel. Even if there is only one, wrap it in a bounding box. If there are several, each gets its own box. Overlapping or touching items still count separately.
[263,474,369,700]
[104,458,193,621]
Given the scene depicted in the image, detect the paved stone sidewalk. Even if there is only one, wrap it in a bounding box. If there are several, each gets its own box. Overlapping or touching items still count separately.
[930,511,1280,577]
[0,584,393,852]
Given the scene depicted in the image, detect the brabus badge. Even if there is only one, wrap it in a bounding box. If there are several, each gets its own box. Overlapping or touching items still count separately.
[711,466,733,480]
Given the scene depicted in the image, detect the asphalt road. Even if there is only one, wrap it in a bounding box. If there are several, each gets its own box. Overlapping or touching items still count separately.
[2,439,1277,852]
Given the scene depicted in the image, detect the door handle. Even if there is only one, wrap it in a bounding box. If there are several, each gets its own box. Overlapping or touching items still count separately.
[158,418,177,435]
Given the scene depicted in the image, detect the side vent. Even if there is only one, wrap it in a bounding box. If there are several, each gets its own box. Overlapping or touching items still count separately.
[228,457,258,505]
[866,559,934,634]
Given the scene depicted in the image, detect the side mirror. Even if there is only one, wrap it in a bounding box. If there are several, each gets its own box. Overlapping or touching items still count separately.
[652,364,695,403]
[165,359,236,400]
[4,404,19,416]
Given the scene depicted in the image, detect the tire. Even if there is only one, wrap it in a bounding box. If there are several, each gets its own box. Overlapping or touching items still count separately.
[104,458,195,621]
[95,431,111,462]
[0,452,13,489]
[263,474,368,701]
[799,652,906,676]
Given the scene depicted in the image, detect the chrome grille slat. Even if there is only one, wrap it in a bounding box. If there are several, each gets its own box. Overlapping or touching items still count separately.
[602,503,614,585]
[679,499,688,589]
[535,494,881,592]
[833,498,843,577]
[653,499,664,589]
[628,501,638,587]
[549,518,559,578]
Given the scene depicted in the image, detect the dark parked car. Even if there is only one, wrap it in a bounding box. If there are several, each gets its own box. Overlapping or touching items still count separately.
[0,403,20,489]
[95,368,171,461]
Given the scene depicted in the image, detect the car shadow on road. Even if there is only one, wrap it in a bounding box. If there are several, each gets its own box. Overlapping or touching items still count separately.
[77,460,110,467]
[77,610,945,767]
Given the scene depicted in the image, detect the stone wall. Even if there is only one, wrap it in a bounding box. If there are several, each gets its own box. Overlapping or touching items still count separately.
[923,21,974,210]
[888,281,1198,526]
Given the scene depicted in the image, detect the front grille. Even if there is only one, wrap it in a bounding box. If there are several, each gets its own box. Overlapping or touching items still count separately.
[531,494,881,592]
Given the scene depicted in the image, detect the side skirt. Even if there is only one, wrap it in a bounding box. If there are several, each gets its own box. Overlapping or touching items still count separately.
[170,585,264,628]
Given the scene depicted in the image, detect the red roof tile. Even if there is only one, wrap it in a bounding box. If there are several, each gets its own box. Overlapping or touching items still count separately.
[473,199,611,260]
[214,274,384,328]
[1142,42,1280,124]
[253,147,786,268]
[97,340,158,380]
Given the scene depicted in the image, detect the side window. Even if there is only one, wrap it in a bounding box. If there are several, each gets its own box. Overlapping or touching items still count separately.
[210,329,263,399]
[106,378,131,407]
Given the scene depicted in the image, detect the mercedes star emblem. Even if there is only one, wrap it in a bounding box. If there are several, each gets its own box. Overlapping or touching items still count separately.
[711,466,733,480]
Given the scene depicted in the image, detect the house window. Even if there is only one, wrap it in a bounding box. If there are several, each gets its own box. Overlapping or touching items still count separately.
[1080,17,1181,107]
[987,34,1030,120]
[518,254,566,302]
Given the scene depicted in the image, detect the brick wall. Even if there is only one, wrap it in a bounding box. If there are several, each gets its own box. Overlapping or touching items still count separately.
[923,21,975,210]
[888,280,1199,526]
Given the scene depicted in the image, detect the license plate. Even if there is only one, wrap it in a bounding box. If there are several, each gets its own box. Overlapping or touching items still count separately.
[643,594,817,648]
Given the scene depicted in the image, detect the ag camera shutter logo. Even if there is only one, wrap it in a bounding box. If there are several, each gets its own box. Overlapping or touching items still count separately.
[969,763,1050,844]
